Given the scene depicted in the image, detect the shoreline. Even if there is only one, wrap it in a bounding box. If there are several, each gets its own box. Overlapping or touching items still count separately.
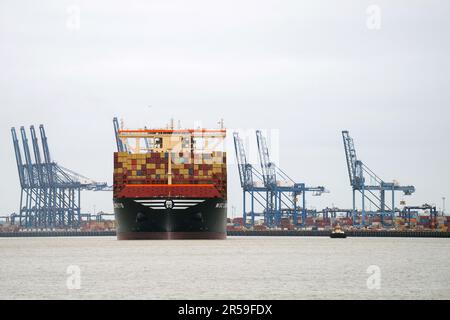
[0,230,449,238]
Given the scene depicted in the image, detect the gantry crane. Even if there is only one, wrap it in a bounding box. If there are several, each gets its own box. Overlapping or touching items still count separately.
[402,204,437,228]
[233,130,326,228]
[255,130,325,227]
[233,132,267,226]
[11,124,112,229]
[342,130,415,226]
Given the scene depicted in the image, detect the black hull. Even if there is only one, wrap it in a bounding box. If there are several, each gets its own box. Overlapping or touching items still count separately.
[330,233,347,238]
[114,198,227,240]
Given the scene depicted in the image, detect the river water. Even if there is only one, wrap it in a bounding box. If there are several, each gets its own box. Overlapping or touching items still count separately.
[0,236,449,299]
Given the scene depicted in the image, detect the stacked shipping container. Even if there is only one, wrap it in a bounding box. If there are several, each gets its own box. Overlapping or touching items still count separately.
[113,151,227,198]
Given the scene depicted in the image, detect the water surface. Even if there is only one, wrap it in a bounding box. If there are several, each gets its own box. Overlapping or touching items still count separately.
[0,236,448,299]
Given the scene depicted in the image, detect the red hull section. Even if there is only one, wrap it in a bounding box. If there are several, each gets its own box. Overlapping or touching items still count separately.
[115,184,222,198]
[117,231,227,240]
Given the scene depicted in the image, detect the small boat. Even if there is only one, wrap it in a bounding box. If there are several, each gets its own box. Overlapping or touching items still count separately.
[330,225,347,238]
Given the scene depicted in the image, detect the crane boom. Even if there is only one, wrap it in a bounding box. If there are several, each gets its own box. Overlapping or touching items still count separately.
[256,130,276,188]
[11,128,25,188]
[113,117,127,152]
[233,132,253,189]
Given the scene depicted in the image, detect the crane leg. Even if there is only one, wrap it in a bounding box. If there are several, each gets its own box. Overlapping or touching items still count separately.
[362,185,366,226]
[243,190,246,227]
[251,191,255,227]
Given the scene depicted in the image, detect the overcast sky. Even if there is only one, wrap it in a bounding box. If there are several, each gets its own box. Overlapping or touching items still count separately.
[1,0,449,217]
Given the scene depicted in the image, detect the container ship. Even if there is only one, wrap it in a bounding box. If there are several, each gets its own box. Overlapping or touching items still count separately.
[113,119,227,240]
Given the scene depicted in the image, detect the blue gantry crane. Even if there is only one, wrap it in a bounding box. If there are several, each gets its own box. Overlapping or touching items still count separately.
[342,130,415,226]
[233,130,326,228]
[11,124,112,229]
[255,130,325,227]
[233,132,267,227]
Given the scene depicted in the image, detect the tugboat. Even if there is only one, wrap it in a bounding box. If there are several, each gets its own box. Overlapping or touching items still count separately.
[330,224,347,238]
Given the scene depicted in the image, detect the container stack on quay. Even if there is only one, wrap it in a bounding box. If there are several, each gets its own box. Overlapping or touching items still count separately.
[419,215,431,229]
[435,216,448,231]
[226,217,245,231]
[228,214,449,232]
[0,223,20,232]
[280,218,292,230]
[253,224,268,231]
[313,218,330,229]
[80,220,116,232]
[337,217,353,227]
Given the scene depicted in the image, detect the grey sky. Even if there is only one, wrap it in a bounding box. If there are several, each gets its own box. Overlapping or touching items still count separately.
[1,0,449,216]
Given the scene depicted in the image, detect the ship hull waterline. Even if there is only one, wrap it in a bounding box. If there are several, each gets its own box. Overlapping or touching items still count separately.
[114,197,227,240]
